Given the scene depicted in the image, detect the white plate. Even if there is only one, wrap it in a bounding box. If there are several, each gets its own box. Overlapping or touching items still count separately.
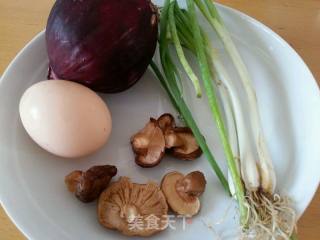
[1,2,319,240]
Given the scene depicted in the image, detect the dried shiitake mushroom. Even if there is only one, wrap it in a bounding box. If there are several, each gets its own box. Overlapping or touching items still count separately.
[164,127,202,160]
[158,113,202,160]
[130,118,166,167]
[157,113,175,131]
[65,165,117,203]
[161,171,206,216]
[98,177,168,237]
[131,113,201,167]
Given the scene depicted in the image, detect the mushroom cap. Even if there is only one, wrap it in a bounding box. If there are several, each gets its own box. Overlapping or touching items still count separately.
[65,165,117,203]
[164,127,202,160]
[161,172,202,216]
[98,177,168,237]
[131,118,166,167]
[157,113,175,131]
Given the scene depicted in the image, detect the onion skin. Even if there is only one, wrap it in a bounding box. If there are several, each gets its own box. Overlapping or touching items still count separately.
[46,0,158,93]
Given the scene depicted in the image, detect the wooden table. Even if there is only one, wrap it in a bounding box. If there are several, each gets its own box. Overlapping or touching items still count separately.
[0,0,319,239]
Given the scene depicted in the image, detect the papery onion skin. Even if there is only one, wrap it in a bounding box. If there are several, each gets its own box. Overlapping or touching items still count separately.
[46,0,158,93]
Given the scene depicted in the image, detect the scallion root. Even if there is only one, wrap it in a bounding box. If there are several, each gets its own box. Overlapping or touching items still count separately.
[242,191,297,240]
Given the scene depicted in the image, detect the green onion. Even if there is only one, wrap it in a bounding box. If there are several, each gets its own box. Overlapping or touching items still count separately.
[154,1,297,238]
[196,0,276,194]
[193,0,297,237]
[185,0,247,225]
[168,2,202,97]
[152,0,230,193]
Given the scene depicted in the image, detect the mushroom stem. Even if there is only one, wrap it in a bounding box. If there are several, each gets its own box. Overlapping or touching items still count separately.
[164,127,203,160]
[65,170,82,192]
[165,129,183,148]
[122,205,139,223]
[176,171,206,197]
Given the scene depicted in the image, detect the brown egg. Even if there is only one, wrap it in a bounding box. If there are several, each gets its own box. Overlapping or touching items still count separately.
[19,80,112,158]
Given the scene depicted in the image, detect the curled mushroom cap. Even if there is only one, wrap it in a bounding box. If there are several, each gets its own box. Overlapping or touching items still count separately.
[98,177,168,236]
[161,171,206,216]
[65,165,117,203]
[157,113,175,131]
[164,127,202,160]
[131,118,166,167]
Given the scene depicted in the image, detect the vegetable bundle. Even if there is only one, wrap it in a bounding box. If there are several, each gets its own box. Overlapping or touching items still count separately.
[151,0,297,239]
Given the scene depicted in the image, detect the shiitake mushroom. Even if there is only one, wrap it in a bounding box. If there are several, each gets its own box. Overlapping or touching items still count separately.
[98,177,168,237]
[161,171,207,216]
[65,165,117,203]
[130,113,202,167]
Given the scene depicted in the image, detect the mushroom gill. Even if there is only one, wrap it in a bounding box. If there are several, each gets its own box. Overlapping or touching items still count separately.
[98,177,168,236]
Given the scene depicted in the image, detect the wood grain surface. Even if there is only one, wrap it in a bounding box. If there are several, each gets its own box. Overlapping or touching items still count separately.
[0,0,319,239]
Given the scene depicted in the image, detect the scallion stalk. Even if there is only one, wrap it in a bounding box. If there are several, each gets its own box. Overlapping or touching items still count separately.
[193,1,297,237]
[195,0,276,194]
[186,0,247,225]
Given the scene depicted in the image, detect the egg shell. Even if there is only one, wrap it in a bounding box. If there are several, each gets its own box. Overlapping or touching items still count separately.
[19,80,112,158]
